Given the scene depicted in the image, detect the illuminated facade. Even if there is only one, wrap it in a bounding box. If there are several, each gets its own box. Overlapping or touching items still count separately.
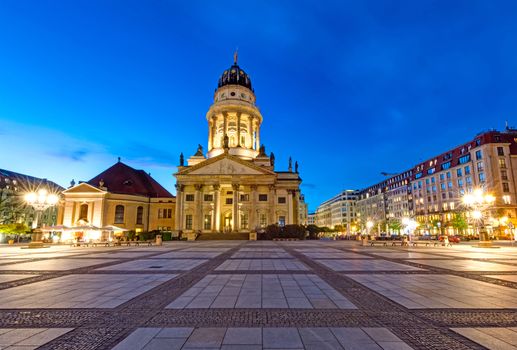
[318,127,517,236]
[58,161,175,235]
[174,55,305,234]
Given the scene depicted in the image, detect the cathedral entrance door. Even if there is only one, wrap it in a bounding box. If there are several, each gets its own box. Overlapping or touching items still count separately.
[224,214,232,233]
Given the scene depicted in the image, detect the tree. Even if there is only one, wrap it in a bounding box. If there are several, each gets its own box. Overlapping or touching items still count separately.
[388,220,402,234]
[450,214,468,235]
[333,224,344,233]
[0,223,29,243]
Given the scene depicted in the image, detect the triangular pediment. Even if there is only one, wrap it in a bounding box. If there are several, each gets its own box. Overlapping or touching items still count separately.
[62,182,106,194]
[177,154,275,176]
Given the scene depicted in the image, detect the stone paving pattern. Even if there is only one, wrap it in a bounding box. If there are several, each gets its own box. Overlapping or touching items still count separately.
[0,241,515,349]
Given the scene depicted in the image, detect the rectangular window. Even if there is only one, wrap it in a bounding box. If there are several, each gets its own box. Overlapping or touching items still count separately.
[466,176,472,185]
[415,172,422,179]
[278,197,286,204]
[441,162,451,170]
[441,183,446,191]
[225,198,233,205]
[457,168,462,177]
[457,179,463,187]
[459,154,471,164]
[464,165,471,175]
[479,172,485,182]
[428,168,435,175]
[475,150,482,160]
[501,170,508,181]
[240,213,249,229]
[204,214,211,230]
[259,213,267,227]
[204,194,213,202]
[477,162,484,171]
[258,194,268,201]
[185,194,195,201]
[431,177,435,183]
[167,208,172,218]
[439,174,445,181]
[278,216,286,227]
[499,158,507,169]
[446,172,451,179]
[240,194,249,202]
[158,209,163,219]
[497,147,504,156]
[448,181,453,189]
[185,214,192,230]
[503,195,511,204]
[503,182,510,193]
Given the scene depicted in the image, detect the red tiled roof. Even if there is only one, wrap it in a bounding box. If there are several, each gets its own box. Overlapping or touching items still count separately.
[88,162,174,198]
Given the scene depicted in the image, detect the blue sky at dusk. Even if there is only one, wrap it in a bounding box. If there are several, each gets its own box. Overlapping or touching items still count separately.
[1,1,517,211]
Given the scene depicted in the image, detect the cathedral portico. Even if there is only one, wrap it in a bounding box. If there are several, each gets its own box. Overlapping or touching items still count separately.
[174,54,305,236]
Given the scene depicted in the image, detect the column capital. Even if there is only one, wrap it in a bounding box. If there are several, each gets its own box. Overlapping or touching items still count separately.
[194,184,204,191]
[175,184,185,192]
[232,183,240,191]
[250,185,258,191]
[268,184,276,191]
[212,184,221,191]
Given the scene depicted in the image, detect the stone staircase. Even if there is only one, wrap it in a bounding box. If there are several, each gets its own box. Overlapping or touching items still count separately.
[196,232,250,240]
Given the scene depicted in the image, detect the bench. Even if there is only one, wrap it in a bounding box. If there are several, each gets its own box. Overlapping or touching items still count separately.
[134,240,153,246]
[91,241,111,247]
[370,240,389,246]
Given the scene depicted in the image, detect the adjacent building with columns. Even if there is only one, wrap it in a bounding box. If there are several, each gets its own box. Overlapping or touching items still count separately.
[174,56,304,234]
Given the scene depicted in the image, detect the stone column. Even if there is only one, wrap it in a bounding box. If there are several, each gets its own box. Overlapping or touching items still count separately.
[287,189,294,224]
[256,119,260,150]
[250,185,258,230]
[213,184,221,232]
[269,184,276,225]
[248,116,253,149]
[293,189,300,225]
[174,184,184,231]
[208,119,213,151]
[194,184,203,231]
[252,119,257,150]
[232,183,240,232]
[223,112,228,140]
[237,112,242,146]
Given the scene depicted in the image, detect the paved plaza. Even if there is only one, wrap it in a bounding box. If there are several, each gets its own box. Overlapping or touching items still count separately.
[0,241,516,349]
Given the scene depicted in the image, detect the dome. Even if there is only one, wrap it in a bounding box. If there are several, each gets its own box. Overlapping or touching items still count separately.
[217,53,253,91]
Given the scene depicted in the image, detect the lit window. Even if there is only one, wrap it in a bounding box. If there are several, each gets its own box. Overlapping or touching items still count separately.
[503,195,511,204]
[136,206,143,224]
[185,214,193,230]
[204,214,211,230]
[114,205,124,223]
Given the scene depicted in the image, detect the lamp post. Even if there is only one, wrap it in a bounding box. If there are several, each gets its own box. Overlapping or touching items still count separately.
[24,188,59,245]
[462,188,495,247]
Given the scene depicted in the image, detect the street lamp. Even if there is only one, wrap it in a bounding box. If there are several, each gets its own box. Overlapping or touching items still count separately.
[24,188,59,245]
[366,220,374,235]
[462,188,495,247]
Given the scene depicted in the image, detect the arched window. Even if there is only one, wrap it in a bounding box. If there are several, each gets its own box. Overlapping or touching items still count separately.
[114,205,124,223]
[79,204,88,221]
[136,206,143,225]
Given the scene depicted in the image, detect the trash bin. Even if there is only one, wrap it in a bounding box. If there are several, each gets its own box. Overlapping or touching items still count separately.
[156,235,162,246]
[361,236,369,246]
[8,239,14,245]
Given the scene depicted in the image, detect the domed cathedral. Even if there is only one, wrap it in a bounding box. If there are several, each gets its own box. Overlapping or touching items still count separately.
[174,53,306,235]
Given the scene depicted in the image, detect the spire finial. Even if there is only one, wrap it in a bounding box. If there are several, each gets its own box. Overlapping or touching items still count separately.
[233,49,238,65]
[117,157,121,163]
